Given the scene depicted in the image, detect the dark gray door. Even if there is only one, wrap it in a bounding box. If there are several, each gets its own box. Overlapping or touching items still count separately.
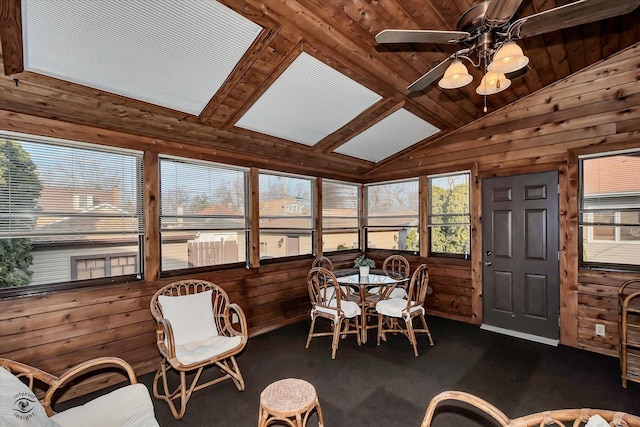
[482,171,559,340]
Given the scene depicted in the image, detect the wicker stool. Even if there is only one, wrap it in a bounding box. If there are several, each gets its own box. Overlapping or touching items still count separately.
[258,378,324,427]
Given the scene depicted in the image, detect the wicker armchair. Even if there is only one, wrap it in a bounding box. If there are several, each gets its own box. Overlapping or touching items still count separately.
[149,279,248,419]
[421,390,640,426]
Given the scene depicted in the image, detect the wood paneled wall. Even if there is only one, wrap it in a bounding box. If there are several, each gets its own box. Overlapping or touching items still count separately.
[368,43,640,351]
[0,42,639,402]
[0,259,315,401]
[368,251,474,324]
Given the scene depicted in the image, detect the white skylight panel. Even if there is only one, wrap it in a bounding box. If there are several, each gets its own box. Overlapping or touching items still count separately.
[21,0,262,115]
[235,52,382,145]
[334,109,440,162]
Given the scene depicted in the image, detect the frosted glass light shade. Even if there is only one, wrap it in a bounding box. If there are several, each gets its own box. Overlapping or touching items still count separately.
[488,42,529,74]
[438,61,473,89]
[476,72,511,95]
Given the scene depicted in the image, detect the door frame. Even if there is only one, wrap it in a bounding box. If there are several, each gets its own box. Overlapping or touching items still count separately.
[467,167,577,347]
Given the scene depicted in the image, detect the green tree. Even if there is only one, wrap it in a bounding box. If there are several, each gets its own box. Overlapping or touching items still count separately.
[430,177,470,255]
[0,139,43,287]
[405,228,419,251]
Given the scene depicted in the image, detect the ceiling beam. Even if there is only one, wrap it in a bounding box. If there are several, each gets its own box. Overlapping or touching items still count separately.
[0,0,23,76]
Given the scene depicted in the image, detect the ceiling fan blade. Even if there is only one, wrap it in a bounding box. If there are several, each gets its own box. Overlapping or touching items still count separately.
[484,0,524,25]
[407,57,453,92]
[375,29,469,44]
[517,0,640,38]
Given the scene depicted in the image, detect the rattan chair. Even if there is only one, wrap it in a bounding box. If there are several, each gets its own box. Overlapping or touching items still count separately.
[368,254,410,299]
[312,255,334,270]
[421,390,640,426]
[0,357,159,426]
[375,263,434,356]
[149,279,248,419]
[362,255,411,336]
[306,267,361,359]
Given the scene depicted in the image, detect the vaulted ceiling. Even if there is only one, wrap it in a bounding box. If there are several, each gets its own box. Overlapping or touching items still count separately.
[0,0,639,182]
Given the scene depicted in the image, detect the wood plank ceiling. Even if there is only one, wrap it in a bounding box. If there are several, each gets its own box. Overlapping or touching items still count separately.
[0,0,639,182]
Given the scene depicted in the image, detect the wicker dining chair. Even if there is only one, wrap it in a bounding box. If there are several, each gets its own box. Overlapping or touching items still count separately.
[421,390,640,427]
[149,279,248,419]
[306,267,361,359]
[368,254,410,298]
[312,255,334,270]
[375,263,434,356]
[362,255,411,336]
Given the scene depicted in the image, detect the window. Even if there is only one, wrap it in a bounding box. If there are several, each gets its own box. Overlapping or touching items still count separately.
[259,172,314,259]
[579,151,640,270]
[71,253,137,280]
[365,179,418,251]
[0,132,143,291]
[428,172,470,257]
[159,156,248,272]
[322,180,360,252]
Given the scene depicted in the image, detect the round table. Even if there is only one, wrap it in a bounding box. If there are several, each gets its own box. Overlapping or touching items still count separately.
[334,268,405,343]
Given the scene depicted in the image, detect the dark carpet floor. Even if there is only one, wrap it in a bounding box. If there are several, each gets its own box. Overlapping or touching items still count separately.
[70,316,640,426]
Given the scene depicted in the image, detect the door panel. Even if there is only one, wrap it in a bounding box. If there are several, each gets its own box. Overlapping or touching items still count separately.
[483,171,559,340]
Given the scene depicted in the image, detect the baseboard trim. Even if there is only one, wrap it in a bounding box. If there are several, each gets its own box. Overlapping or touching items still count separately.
[480,324,559,347]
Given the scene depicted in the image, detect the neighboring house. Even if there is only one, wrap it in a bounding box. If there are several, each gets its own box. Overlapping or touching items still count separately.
[30,188,193,284]
[582,155,640,265]
[259,198,313,258]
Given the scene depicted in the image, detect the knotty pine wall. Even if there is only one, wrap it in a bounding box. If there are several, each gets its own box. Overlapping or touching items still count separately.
[368,42,640,354]
[0,42,639,401]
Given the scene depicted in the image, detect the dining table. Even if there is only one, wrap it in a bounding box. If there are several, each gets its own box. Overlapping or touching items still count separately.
[333,268,406,344]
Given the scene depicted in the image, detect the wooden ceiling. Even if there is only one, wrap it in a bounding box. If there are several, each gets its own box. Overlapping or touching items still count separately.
[0,0,639,182]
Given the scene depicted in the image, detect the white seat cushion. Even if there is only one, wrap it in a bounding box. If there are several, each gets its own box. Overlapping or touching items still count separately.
[314,300,361,319]
[376,298,424,317]
[51,383,159,427]
[175,335,243,366]
[158,290,218,346]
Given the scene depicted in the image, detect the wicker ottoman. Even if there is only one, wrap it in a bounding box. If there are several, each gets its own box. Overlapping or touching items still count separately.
[258,378,324,427]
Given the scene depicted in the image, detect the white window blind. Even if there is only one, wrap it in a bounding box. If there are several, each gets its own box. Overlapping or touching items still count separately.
[159,156,248,271]
[259,172,314,259]
[365,179,419,251]
[579,151,640,268]
[0,132,143,288]
[322,180,359,252]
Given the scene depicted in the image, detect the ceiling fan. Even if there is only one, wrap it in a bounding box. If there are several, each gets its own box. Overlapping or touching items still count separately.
[375,0,640,95]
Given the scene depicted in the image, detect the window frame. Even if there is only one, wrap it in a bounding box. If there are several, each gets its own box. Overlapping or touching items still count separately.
[258,170,315,262]
[364,178,419,253]
[578,150,640,272]
[158,155,249,276]
[321,179,361,254]
[0,131,144,298]
[427,171,471,259]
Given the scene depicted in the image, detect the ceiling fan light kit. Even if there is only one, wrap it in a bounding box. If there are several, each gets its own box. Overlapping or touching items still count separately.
[376,0,640,98]
[475,72,511,95]
[438,60,474,89]
[487,41,530,73]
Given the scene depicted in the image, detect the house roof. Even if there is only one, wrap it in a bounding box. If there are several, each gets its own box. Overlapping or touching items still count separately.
[0,1,639,181]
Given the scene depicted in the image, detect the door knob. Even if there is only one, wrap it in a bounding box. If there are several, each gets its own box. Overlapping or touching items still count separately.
[484,261,492,266]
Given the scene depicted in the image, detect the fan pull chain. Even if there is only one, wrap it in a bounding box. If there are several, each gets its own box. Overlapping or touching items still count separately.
[483,59,488,113]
